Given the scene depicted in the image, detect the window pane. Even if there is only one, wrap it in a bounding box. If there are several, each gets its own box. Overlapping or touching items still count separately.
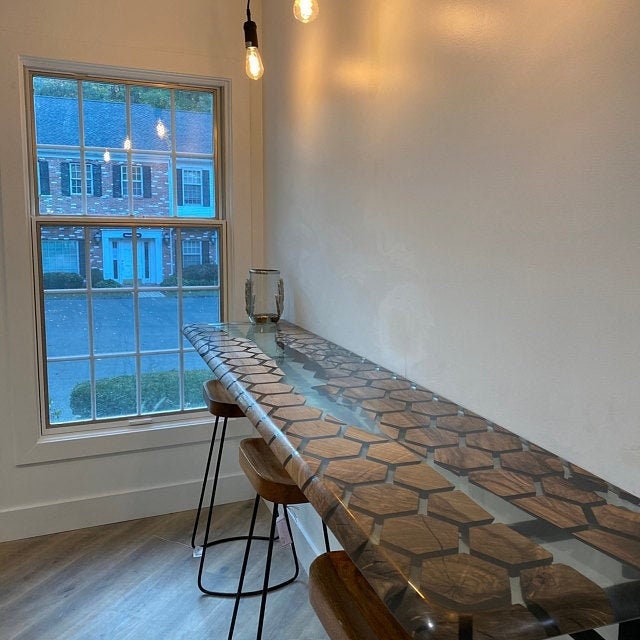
[175,90,213,154]
[41,226,85,284]
[95,357,137,419]
[177,160,215,218]
[50,359,91,424]
[92,291,135,354]
[44,292,89,358]
[33,77,79,146]
[82,81,127,149]
[131,87,171,153]
[180,227,219,285]
[184,351,211,410]
[139,293,179,352]
[140,354,181,414]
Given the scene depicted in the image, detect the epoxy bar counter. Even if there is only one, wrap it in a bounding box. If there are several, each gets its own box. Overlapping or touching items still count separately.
[184,321,640,640]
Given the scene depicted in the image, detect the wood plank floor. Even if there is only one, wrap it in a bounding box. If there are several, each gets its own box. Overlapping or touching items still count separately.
[0,500,329,640]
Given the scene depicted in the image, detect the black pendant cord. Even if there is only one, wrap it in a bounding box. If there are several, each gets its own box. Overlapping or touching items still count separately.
[246,0,252,22]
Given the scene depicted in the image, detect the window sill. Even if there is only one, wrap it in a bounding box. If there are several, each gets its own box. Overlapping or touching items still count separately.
[16,412,253,466]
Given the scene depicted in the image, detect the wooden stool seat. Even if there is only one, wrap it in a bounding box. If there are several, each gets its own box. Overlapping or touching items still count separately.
[239,438,307,506]
[202,379,245,419]
[309,551,411,640]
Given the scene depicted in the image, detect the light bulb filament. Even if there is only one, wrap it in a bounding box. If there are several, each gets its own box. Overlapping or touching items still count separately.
[293,0,319,23]
[245,46,264,80]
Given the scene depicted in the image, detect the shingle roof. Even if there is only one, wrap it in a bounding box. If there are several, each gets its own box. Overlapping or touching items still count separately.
[34,96,213,154]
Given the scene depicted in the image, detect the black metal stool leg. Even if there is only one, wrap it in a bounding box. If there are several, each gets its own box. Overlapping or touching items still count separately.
[322,521,331,553]
[256,504,281,640]
[228,494,262,639]
[191,414,221,549]
[197,416,229,595]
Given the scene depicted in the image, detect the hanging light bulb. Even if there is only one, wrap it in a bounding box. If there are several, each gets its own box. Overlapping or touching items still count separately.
[293,0,319,23]
[123,136,132,151]
[243,1,264,80]
[156,118,167,139]
[103,149,111,163]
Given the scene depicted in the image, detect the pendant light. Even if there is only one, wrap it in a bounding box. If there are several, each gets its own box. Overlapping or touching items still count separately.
[293,0,319,23]
[243,0,264,80]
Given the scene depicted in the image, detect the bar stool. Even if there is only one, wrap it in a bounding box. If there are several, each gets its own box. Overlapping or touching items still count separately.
[228,437,331,639]
[309,551,411,640]
[195,380,306,599]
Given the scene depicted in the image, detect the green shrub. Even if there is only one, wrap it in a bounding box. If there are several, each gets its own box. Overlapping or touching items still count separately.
[161,264,218,287]
[43,271,84,290]
[93,278,121,288]
[70,369,213,419]
[91,268,104,286]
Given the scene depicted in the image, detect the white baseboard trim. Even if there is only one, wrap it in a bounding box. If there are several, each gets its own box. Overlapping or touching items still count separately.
[0,471,254,543]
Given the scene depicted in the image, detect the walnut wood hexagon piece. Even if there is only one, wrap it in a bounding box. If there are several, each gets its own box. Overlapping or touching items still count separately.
[520,564,614,633]
[302,436,363,461]
[404,427,459,450]
[259,393,306,408]
[366,442,423,466]
[389,388,433,403]
[511,496,589,531]
[420,554,511,611]
[469,523,553,575]
[394,463,454,495]
[349,483,420,519]
[324,458,388,485]
[412,401,459,417]
[573,529,640,570]
[271,405,323,422]
[466,431,522,453]
[249,382,294,395]
[469,469,537,499]
[500,451,564,478]
[370,378,412,391]
[436,415,489,434]
[285,419,342,439]
[360,398,407,414]
[590,504,640,539]
[343,426,388,443]
[380,411,429,430]
[428,490,494,528]
[342,386,387,401]
[381,514,459,558]
[434,447,494,475]
[540,476,606,507]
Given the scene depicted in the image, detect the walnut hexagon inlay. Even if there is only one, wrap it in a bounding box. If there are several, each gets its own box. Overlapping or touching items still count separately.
[412,401,459,417]
[404,427,459,450]
[286,420,342,439]
[520,564,614,633]
[420,554,511,611]
[349,483,420,519]
[381,514,459,558]
[436,415,489,434]
[434,447,494,475]
[271,405,323,422]
[469,523,553,575]
[366,442,423,466]
[324,458,388,485]
[428,491,494,528]
[501,451,564,478]
[302,436,362,461]
[394,464,454,495]
[466,431,522,453]
[469,469,537,499]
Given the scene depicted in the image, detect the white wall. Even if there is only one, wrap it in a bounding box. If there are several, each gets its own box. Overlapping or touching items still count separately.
[262,1,640,496]
[0,1,263,541]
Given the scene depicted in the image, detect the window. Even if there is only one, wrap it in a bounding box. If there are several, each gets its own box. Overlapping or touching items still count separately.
[30,70,224,430]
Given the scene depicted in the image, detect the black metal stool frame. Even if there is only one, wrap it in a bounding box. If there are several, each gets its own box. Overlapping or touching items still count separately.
[194,403,302,598]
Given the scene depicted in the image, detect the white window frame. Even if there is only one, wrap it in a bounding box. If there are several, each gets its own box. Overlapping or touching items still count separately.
[14,58,234,465]
[121,165,143,198]
[182,169,203,205]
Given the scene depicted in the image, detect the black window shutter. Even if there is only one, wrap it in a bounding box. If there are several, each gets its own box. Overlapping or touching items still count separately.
[202,240,210,264]
[142,166,152,198]
[112,164,122,198]
[61,162,70,196]
[202,170,210,207]
[92,164,102,197]
[176,168,183,205]
[38,160,50,195]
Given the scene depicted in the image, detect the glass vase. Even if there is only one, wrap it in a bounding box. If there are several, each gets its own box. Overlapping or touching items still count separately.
[245,268,284,323]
